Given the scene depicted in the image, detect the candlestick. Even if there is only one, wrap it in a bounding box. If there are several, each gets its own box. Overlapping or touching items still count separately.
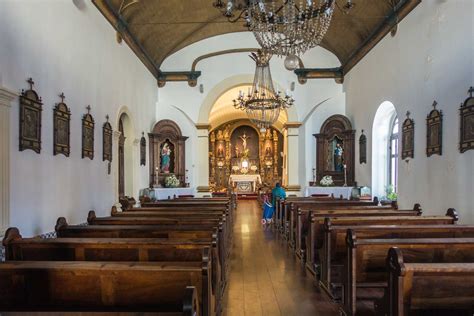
[343,164,347,187]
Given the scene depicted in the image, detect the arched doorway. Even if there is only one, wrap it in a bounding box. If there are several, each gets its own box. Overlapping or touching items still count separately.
[117,112,134,198]
[372,101,398,199]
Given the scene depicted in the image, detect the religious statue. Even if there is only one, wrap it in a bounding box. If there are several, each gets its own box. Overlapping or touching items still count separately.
[334,142,344,172]
[240,132,250,150]
[161,142,172,173]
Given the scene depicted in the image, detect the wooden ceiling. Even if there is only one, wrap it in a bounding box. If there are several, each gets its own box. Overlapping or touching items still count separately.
[93,0,421,82]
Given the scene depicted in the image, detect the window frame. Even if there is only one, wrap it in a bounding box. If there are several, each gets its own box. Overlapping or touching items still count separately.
[388,116,399,192]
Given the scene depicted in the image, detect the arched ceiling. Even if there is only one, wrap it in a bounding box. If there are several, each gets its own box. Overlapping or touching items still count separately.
[93,0,421,80]
[209,85,288,130]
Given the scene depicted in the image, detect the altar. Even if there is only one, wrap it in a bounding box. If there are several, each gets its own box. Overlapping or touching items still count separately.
[152,187,196,200]
[304,186,354,200]
[229,174,262,193]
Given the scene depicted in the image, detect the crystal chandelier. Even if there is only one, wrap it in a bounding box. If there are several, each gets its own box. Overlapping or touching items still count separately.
[233,50,294,131]
[214,0,337,59]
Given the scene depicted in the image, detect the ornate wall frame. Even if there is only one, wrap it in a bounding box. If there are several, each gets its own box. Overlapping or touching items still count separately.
[402,111,415,160]
[82,105,95,160]
[460,87,474,153]
[426,101,443,157]
[140,132,146,166]
[19,78,42,153]
[53,93,71,157]
[102,115,113,162]
[359,130,367,164]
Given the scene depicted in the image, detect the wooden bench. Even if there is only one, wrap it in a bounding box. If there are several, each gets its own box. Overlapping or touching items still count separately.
[0,261,203,315]
[383,247,474,316]
[305,209,459,279]
[343,234,474,315]
[292,205,422,257]
[275,197,381,231]
[286,200,397,239]
[2,227,221,315]
[55,217,230,282]
[320,223,474,304]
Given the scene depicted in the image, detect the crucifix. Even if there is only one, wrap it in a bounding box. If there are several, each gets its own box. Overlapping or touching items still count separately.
[468,86,474,98]
[432,101,438,110]
[59,92,66,103]
[239,132,250,150]
[106,114,109,122]
[86,105,91,114]
[406,110,411,118]
[27,77,35,90]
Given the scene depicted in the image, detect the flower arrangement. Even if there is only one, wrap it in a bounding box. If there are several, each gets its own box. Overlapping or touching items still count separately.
[164,174,180,188]
[320,175,334,186]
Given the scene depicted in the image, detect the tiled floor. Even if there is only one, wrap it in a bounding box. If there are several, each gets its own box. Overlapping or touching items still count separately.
[222,200,339,316]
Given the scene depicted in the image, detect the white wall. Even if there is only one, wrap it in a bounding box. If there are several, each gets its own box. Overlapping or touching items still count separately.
[158,32,345,189]
[345,1,474,222]
[0,1,157,236]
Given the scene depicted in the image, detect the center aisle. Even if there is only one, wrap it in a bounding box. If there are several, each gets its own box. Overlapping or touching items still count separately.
[222,200,339,316]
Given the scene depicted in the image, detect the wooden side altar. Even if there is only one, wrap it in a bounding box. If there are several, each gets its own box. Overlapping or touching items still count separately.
[148,120,188,187]
[314,115,355,186]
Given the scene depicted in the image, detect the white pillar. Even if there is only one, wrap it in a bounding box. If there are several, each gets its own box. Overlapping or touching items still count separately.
[112,130,122,208]
[132,138,140,199]
[284,122,302,196]
[196,124,211,197]
[0,87,17,237]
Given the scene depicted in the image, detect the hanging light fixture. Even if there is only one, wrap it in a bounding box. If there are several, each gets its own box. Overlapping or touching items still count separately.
[233,50,294,131]
[214,0,341,58]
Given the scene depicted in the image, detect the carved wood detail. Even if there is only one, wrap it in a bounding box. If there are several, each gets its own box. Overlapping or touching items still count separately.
[53,93,70,157]
[402,111,415,160]
[426,101,442,157]
[460,87,474,153]
[19,78,42,154]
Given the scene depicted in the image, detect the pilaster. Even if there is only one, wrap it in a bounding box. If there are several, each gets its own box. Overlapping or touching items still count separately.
[0,87,17,237]
[284,122,302,196]
[196,124,211,196]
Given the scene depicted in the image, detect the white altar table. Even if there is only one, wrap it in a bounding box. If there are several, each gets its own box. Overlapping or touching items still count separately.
[229,174,262,193]
[153,187,196,200]
[304,186,354,200]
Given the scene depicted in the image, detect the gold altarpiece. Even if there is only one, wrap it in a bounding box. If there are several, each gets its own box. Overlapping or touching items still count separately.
[209,121,283,191]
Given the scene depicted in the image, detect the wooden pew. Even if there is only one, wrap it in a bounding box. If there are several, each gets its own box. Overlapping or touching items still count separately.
[383,247,474,316]
[275,197,381,232]
[2,227,220,315]
[292,204,422,257]
[287,200,397,241]
[55,217,229,286]
[320,223,474,304]
[0,261,203,315]
[343,233,474,316]
[305,209,459,279]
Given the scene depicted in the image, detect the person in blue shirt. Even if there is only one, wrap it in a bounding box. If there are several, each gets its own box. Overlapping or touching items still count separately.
[271,182,286,207]
[261,194,274,225]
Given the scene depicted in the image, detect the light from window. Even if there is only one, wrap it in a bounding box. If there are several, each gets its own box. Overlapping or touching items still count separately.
[389,117,399,192]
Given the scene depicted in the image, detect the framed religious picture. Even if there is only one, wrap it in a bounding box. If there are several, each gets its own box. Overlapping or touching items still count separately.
[82,105,95,160]
[459,87,474,153]
[426,101,443,157]
[53,93,71,157]
[102,115,113,162]
[19,78,42,153]
[140,132,146,166]
[359,130,367,164]
[402,111,415,160]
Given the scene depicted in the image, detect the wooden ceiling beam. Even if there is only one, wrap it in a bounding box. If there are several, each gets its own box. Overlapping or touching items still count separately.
[342,0,422,75]
[92,0,161,80]
[294,68,344,84]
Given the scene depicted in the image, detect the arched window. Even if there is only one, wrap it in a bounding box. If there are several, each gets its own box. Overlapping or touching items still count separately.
[388,117,399,192]
[372,101,397,199]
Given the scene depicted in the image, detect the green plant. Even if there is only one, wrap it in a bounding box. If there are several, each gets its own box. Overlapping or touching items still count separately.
[385,185,398,201]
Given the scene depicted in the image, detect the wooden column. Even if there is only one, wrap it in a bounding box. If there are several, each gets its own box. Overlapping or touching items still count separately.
[0,87,17,237]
